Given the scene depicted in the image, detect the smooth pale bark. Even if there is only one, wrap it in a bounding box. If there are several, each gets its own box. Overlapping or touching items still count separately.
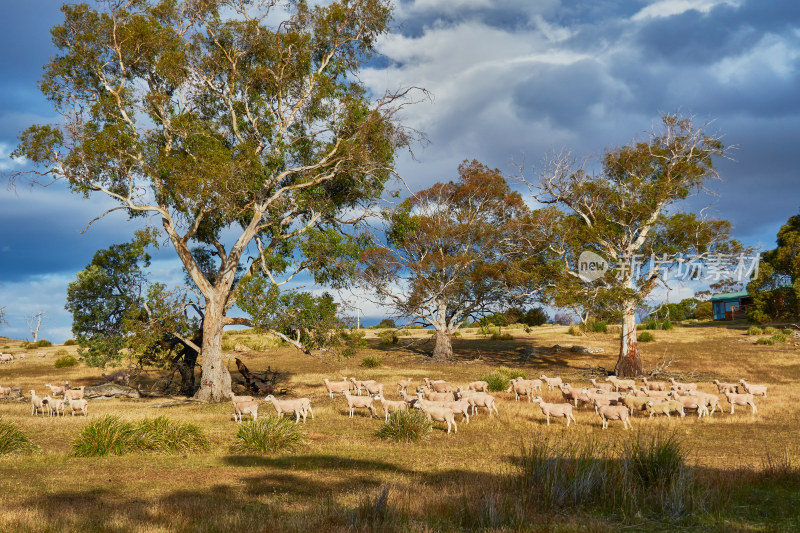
[432,328,454,361]
[615,299,642,377]
[194,297,232,402]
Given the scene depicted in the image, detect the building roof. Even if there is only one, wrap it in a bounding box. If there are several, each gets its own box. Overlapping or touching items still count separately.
[709,291,749,301]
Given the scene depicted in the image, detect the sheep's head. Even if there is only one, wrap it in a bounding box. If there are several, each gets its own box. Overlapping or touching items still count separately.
[738,378,746,384]
[532,396,543,403]
[374,394,382,400]
[647,400,654,407]
[264,395,276,402]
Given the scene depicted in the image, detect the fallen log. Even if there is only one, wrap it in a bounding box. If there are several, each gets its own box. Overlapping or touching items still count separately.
[83,382,141,399]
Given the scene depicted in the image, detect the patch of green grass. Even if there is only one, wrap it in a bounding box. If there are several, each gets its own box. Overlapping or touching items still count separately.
[490,332,514,341]
[71,415,134,457]
[480,368,526,392]
[376,410,432,443]
[361,355,383,368]
[764,326,780,335]
[54,354,79,368]
[0,420,39,455]
[756,337,775,345]
[638,331,656,342]
[584,320,608,333]
[71,415,210,457]
[230,416,305,455]
[771,333,787,343]
[747,326,764,336]
[63,339,77,346]
[377,329,399,345]
[640,318,673,331]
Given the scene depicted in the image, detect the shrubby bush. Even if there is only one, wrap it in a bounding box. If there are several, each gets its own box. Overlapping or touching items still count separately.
[376,410,432,442]
[230,417,304,454]
[54,354,79,368]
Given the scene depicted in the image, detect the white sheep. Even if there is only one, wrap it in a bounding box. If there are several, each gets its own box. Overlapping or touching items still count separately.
[64,386,86,401]
[559,384,591,408]
[605,376,635,392]
[692,391,722,415]
[539,374,563,391]
[531,396,575,427]
[597,404,631,429]
[417,397,471,424]
[724,391,757,414]
[673,395,710,418]
[232,399,259,422]
[398,390,419,407]
[30,390,46,416]
[0,354,14,364]
[466,380,489,393]
[738,379,767,397]
[712,379,739,394]
[375,394,408,421]
[397,378,413,393]
[669,378,697,393]
[414,402,457,434]
[424,378,454,393]
[640,387,672,401]
[264,395,313,423]
[589,378,614,392]
[363,382,384,396]
[421,389,455,402]
[46,396,65,417]
[322,378,350,398]
[642,378,668,391]
[342,390,376,418]
[350,377,378,396]
[645,400,685,418]
[68,398,89,416]
[507,379,535,402]
[622,395,652,416]
[45,382,68,396]
[465,392,498,416]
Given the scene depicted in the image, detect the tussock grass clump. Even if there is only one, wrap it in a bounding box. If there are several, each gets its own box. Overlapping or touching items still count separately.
[71,415,210,457]
[583,320,608,333]
[640,318,673,331]
[747,326,764,336]
[490,332,514,341]
[771,333,787,343]
[361,355,383,368]
[377,329,399,345]
[376,410,432,443]
[230,416,305,455]
[0,420,39,455]
[638,331,656,342]
[764,326,780,335]
[54,354,79,368]
[63,339,77,346]
[481,368,526,392]
[756,337,775,345]
[567,325,583,336]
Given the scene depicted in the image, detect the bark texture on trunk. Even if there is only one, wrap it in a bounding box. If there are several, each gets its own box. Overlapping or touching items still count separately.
[432,328,453,361]
[615,304,642,377]
[193,299,232,402]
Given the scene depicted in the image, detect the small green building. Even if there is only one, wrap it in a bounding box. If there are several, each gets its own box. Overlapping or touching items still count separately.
[710,291,753,320]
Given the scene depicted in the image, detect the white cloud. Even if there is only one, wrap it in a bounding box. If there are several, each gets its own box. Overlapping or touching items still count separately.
[631,0,741,21]
[712,33,800,83]
[0,142,25,171]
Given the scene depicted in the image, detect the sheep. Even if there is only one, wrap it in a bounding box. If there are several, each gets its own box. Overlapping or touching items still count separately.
[264,395,313,423]
[597,404,632,429]
[63,386,85,401]
[532,396,576,427]
[605,376,635,392]
[738,379,767,397]
[622,395,652,416]
[692,391,722,415]
[30,390,46,416]
[466,392,499,416]
[342,390,376,418]
[397,378,413,393]
[45,382,68,396]
[424,378,454,393]
[712,379,739,394]
[102,371,130,386]
[673,395,710,418]
[232,399,258,422]
[581,388,623,413]
[589,378,614,392]
[322,378,350,398]
[669,378,697,393]
[539,374,563,391]
[363,382,384,396]
[724,391,758,414]
[414,402,457,434]
[466,380,489,393]
[640,387,673,401]
[398,390,419,407]
[349,377,378,396]
[68,398,89,416]
[416,397,471,424]
[0,354,13,364]
[230,394,255,403]
[454,389,477,401]
[0,385,12,398]
[645,400,685,418]
[17,353,25,360]
[37,351,47,358]
[421,389,455,402]
[45,396,65,417]
[642,377,668,391]
[375,394,408,421]
[559,384,591,408]
[507,379,535,402]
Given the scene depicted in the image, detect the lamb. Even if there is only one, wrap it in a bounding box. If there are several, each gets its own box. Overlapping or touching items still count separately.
[559,384,591,408]
[712,379,739,394]
[397,378,413,393]
[465,392,499,416]
[724,391,758,414]
[232,399,259,422]
[63,386,85,401]
[622,395,652,416]
[322,378,350,398]
[45,396,65,417]
[68,398,89,416]
[264,395,313,423]
[597,404,632,430]
[642,378,668,391]
[424,378,454,393]
[374,394,408,421]
[45,382,68,396]
[738,379,767,397]
[30,390,46,416]
[669,378,697,393]
[414,402,457,434]
[589,378,614,392]
[605,376,635,392]
[532,396,576,427]
[673,395,710,418]
[539,374,563,391]
[342,390,376,418]
[645,400,685,418]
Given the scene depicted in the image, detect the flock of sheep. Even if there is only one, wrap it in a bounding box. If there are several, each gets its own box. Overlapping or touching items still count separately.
[20,382,89,417]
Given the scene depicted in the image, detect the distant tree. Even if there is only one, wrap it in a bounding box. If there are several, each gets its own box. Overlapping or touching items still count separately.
[530,115,740,376]
[376,318,397,329]
[747,209,800,322]
[360,160,553,360]
[553,312,573,326]
[0,306,6,327]
[25,311,46,343]
[694,301,713,320]
[13,0,412,401]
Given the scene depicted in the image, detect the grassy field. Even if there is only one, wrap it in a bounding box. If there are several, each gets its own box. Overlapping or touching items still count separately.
[1,322,799,532]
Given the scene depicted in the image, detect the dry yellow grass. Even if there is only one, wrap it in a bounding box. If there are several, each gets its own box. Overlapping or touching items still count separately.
[0,323,799,531]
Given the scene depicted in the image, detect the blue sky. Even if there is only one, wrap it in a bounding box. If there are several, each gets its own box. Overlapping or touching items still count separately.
[1,0,798,342]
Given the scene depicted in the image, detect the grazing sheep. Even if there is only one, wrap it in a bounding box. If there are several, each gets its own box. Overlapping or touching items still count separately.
[597,404,632,430]
[712,379,739,394]
[421,389,455,402]
[669,378,697,393]
[0,385,12,398]
[724,392,758,414]
[30,390,46,416]
[375,394,408,421]
[539,374,563,391]
[398,390,419,407]
[424,378,454,393]
[605,376,635,392]
[349,378,378,396]
[645,400,685,418]
[640,387,673,401]
[45,382,68,396]
[230,394,255,403]
[642,378,668,391]
[363,382,384,396]
[466,380,489,393]
[589,378,614,392]
[581,388,623,413]
[397,378,413,393]
[232,399,259,423]
[37,351,47,358]
[45,396,65,417]
[466,392,499,416]
[416,397,470,424]
[322,378,350,398]
[622,395,652,416]
[507,379,535,402]
[414,402,457,434]
[673,395,710,418]
[559,384,591,408]
[264,395,313,423]
[342,390,376,418]
[738,379,767,397]
[63,386,85,401]
[0,354,13,364]
[532,396,576,427]
[692,391,722,415]
[68,398,89,416]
